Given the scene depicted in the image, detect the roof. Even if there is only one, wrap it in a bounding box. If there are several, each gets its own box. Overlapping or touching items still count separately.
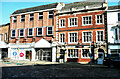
[12,3,58,15]
[61,1,103,11]
[108,5,120,10]
[0,23,10,27]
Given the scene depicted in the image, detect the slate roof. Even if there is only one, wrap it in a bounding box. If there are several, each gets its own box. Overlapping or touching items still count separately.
[108,5,120,10]
[12,3,58,15]
[61,1,103,11]
[0,23,10,27]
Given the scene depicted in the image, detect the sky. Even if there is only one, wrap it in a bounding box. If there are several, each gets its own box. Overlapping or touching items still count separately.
[0,0,120,25]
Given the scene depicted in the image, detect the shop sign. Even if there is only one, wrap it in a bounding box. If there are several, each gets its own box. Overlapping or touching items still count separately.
[13,52,17,56]
[19,52,24,57]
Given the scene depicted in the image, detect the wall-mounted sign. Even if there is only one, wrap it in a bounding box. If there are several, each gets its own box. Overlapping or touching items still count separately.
[19,52,24,57]
[13,52,17,56]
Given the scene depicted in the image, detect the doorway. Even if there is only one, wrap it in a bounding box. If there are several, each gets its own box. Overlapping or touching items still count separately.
[97,49,104,64]
[59,49,65,63]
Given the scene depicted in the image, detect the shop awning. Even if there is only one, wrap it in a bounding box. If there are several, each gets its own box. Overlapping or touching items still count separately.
[0,41,8,48]
[34,38,51,48]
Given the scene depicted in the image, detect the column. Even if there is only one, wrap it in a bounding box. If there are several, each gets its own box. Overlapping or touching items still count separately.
[52,46,56,62]
[32,48,36,61]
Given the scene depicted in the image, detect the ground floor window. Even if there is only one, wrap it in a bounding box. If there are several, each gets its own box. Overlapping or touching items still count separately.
[110,49,120,57]
[81,49,90,58]
[68,49,79,58]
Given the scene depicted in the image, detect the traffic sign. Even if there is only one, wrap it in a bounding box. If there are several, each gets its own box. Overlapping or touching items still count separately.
[19,52,24,57]
[13,52,17,56]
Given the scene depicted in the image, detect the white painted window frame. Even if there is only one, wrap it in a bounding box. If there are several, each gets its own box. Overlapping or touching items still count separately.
[21,15,25,22]
[19,29,25,37]
[82,31,93,43]
[13,16,17,23]
[81,48,91,59]
[96,14,103,25]
[38,12,43,20]
[48,11,53,19]
[47,26,53,35]
[59,18,65,28]
[37,27,43,36]
[68,32,78,44]
[82,15,92,26]
[29,13,34,21]
[67,49,79,58]
[59,33,65,43]
[11,29,16,37]
[5,33,7,41]
[27,28,34,36]
[68,17,78,27]
[96,30,104,42]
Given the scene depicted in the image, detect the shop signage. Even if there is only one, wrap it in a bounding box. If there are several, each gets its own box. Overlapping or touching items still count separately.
[13,52,17,56]
[19,52,24,57]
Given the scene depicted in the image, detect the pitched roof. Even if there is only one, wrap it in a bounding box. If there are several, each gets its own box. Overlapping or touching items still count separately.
[108,5,120,10]
[12,3,58,15]
[61,1,103,11]
[0,23,10,27]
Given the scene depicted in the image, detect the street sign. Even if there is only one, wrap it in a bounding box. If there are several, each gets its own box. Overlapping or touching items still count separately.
[19,52,24,57]
[13,52,17,56]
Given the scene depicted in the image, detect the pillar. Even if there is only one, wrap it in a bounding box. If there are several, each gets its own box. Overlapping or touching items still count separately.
[52,46,56,62]
[0,49,2,59]
[32,48,36,61]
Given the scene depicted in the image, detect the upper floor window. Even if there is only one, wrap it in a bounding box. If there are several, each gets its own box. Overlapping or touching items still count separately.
[49,11,53,19]
[59,33,65,43]
[69,18,77,27]
[0,34,3,41]
[81,49,90,58]
[5,33,7,41]
[118,13,120,21]
[11,30,16,37]
[47,27,53,35]
[96,31,104,42]
[68,49,79,58]
[37,27,43,36]
[19,29,24,37]
[13,16,17,23]
[82,16,92,26]
[39,12,43,20]
[30,13,34,21]
[21,15,25,22]
[28,28,33,36]
[68,32,77,43]
[83,32,92,43]
[96,14,103,24]
[115,28,118,40]
[59,19,65,28]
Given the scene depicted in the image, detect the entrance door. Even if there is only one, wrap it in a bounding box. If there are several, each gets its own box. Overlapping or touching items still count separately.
[97,49,104,64]
[59,49,65,63]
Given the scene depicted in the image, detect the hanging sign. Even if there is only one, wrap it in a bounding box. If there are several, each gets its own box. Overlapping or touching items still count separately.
[13,51,17,56]
[19,52,24,57]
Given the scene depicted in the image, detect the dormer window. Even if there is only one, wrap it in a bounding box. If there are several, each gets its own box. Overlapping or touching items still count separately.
[21,15,25,22]
[39,12,43,20]
[49,11,53,19]
[13,16,17,23]
[30,13,34,21]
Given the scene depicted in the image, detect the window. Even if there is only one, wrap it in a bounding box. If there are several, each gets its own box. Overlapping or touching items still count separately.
[21,15,25,22]
[47,27,53,35]
[110,49,120,57]
[39,12,43,20]
[96,14,103,24]
[83,32,92,43]
[118,13,120,21]
[19,29,24,37]
[26,51,32,59]
[5,33,7,41]
[0,34,3,41]
[30,13,34,21]
[82,49,90,58]
[49,11,53,19]
[37,27,43,36]
[82,16,92,25]
[59,19,65,28]
[59,33,65,43]
[28,28,33,36]
[69,18,77,27]
[11,30,16,37]
[13,16,17,23]
[69,33,77,43]
[115,28,118,40]
[97,31,103,42]
[68,49,79,58]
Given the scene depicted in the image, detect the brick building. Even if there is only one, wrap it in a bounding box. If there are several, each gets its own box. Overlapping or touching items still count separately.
[0,23,10,59]
[55,1,108,64]
[8,3,65,61]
